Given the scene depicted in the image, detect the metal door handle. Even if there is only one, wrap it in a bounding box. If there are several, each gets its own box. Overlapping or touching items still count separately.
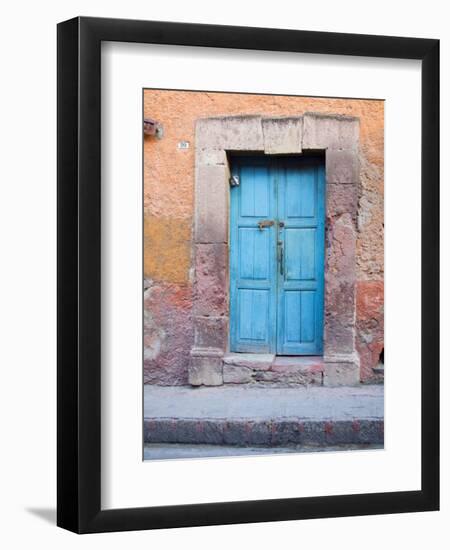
[278,241,284,276]
[258,220,275,230]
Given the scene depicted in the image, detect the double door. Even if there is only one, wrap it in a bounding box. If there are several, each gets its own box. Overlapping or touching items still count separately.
[229,156,325,355]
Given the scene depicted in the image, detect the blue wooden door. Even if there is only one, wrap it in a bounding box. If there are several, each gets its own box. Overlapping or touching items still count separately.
[276,158,325,355]
[229,158,278,352]
[230,156,325,355]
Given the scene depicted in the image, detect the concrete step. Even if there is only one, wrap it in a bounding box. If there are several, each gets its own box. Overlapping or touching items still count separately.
[222,353,324,385]
[144,385,384,447]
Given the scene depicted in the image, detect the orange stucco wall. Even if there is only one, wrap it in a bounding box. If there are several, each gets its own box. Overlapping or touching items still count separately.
[143,90,384,385]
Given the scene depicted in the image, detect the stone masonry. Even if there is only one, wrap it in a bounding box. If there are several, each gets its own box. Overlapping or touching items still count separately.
[189,113,361,387]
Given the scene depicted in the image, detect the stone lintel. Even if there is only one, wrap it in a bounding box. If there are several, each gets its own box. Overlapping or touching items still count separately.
[262,116,303,154]
[196,115,264,151]
[303,112,359,151]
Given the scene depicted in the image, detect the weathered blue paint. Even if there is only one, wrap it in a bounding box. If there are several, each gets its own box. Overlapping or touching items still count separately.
[276,158,325,354]
[230,156,325,355]
[230,158,277,352]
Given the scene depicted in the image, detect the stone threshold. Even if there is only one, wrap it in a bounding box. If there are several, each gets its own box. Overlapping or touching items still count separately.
[223,353,324,385]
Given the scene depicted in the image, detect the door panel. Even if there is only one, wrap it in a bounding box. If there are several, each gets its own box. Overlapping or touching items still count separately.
[238,227,271,280]
[286,168,316,218]
[284,290,315,344]
[237,289,270,342]
[277,159,325,355]
[230,156,325,355]
[240,166,270,217]
[284,228,316,281]
[230,158,277,353]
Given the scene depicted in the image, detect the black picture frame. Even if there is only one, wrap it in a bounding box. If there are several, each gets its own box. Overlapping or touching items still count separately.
[57,16,439,533]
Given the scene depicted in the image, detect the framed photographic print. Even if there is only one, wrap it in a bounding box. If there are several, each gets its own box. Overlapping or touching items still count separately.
[57,17,439,533]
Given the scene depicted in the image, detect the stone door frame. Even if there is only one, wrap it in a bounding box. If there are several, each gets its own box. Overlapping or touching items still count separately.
[189,113,360,387]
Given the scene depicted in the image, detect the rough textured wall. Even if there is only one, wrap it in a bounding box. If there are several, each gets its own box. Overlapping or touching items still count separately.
[143,90,384,385]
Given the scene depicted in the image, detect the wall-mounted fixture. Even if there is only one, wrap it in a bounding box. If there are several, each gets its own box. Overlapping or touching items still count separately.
[143,118,163,139]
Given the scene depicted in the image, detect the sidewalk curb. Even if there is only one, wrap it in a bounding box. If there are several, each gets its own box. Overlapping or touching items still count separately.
[144,418,384,446]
